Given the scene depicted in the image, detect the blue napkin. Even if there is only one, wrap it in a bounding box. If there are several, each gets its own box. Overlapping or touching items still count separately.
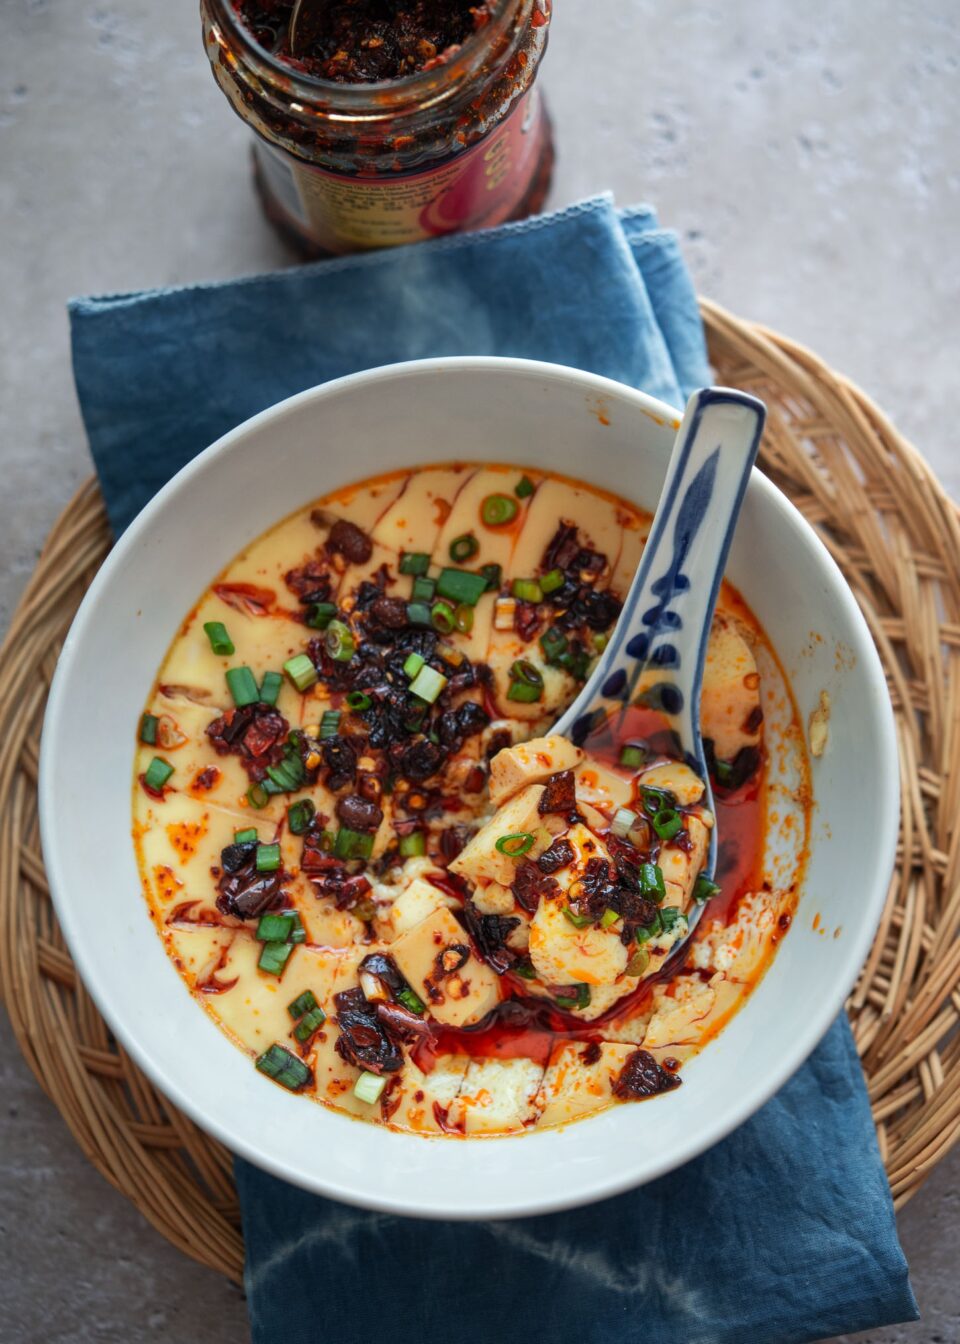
[68,194,917,1343]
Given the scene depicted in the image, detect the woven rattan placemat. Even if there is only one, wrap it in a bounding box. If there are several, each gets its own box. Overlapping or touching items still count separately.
[2,300,958,1286]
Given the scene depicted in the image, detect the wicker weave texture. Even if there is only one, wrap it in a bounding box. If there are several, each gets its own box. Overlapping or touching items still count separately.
[1,302,957,1286]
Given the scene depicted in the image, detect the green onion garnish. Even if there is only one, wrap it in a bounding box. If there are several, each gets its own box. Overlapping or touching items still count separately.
[555,983,591,1011]
[346,690,372,711]
[333,827,375,861]
[256,842,282,873]
[479,562,502,591]
[256,912,297,942]
[283,653,318,692]
[626,947,650,977]
[436,568,488,607]
[234,827,258,843]
[514,475,535,499]
[266,753,305,792]
[510,658,543,688]
[620,744,647,769]
[320,710,341,738]
[449,533,479,563]
[247,782,270,809]
[593,632,609,653]
[288,799,316,835]
[139,713,158,745]
[324,620,355,663]
[403,652,425,680]
[659,906,683,933]
[600,908,620,929]
[562,906,594,928]
[514,959,537,980]
[494,831,535,858]
[408,664,448,704]
[259,670,283,706]
[353,1071,387,1104]
[611,807,638,839]
[226,666,259,707]
[540,568,564,595]
[454,603,474,633]
[411,576,436,603]
[399,552,430,576]
[507,680,543,703]
[144,756,174,791]
[540,627,568,664]
[396,986,425,1014]
[288,989,318,1019]
[258,940,294,976]
[481,493,519,527]
[255,1043,311,1090]
[694,874,721,904]
[431,600,456,634]
[636,910,663,943]
[293,1006,327,1043]
[406,601,433,628]
[640,786,675,816]
[639,862,666,901]
[652,808,683,841]
[511,577,543,604]
[203,621,235,656]
[306,602,337,630]
[398,831,426,858]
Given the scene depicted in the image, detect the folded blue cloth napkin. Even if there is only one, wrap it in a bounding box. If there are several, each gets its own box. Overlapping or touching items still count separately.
[69,194,917,1343]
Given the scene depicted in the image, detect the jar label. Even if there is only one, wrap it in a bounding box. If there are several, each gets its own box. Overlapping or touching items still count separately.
[253,89,546,254]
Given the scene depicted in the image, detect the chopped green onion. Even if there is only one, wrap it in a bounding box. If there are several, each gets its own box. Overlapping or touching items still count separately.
[247,782,270,809]
[293,1006,327,1043]
[402,652,425,680]
[659,906,683,933]
[139,713,158,745]
[203,621,235,656]
[611,807,638,839]
[639,862,666,901]
[652,808,683,841]
[600,908,620,929]
[449,533,479,563]
[306,601,337,630]
[396,986,426,1014]
[255,1043,312,1090]
[258,670,283,706]
[287,989,318,1019]
[398,831,426,858]
[234,827,258,844]
[495,831,535,858]
[226,665,259,707]
[353,1070,387,1104]
[555,983,591,1011]
[479,562,502,591]
[256,842,282,873]
[409,664,448,704]
[694,874,721,904]
[283,653,318,692]
[399,551,430,576]
[454,603,474,633]
[636,911,663,943]
[557,647,590,682]
[507,680,543,704]
[714,759,735,787]
[481,494,519,527]
[333,827,375,861]
[540,627,568,664]
[406,601,433,627]
[593,632,609,654]
[288,799,316,835]
[266,754,304,792]
[258,940,294,976]
[256,912,297,942]
[514,959,537,980]
[540,568,564,595]
[510,658,543,687]
[640,786,676,816]
[620,744,647,769]
[562,905,594,928]
[411,575,436,603]
[144,757,174,791]
[626,947,650,977]
[436,568,488,607]
[324,620,355,663]
[346,690,372,712]
[514,475,535,499]
[320,710,341,739]
[511,577,543,604]
[430,600,455,634]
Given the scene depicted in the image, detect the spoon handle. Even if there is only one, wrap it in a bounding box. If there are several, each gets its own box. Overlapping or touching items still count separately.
[558,387,766,754]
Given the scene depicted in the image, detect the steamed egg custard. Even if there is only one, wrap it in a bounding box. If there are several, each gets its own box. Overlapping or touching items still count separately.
[134,464,808,1136]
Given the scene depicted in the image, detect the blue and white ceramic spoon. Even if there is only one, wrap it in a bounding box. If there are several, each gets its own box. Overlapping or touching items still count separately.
[554,387,766,935]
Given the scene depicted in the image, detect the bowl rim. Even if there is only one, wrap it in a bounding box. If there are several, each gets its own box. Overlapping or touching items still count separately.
[39,355,899,1218]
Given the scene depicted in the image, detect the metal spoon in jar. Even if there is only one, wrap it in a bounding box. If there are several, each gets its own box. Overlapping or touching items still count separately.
[553,387,766,949]
[287,0,324,57]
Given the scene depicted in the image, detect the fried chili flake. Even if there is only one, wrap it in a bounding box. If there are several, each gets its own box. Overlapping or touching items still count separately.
[537,837,575,874]
[326,518,373,564]
[538,769,578,816]
[461,904,521,974]
[511,860,558,914]
[284,558,332,605]
[333,988,403,1075]
[612,1049,682,1100]
[215,841,286,920]
[206,704,289,781]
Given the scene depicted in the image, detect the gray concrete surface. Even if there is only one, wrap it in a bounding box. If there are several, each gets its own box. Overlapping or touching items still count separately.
[2,1,957,1340]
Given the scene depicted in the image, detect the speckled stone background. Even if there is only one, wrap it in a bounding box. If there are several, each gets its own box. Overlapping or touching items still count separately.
[2,2,958,1340]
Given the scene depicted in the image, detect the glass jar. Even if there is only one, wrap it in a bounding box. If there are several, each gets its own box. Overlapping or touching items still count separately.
[200,0,554,257]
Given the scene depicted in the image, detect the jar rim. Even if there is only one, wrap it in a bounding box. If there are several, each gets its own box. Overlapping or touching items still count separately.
[208,0,540,114]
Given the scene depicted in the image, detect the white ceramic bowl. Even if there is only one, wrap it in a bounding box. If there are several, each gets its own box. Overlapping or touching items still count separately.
[40,358,897,1219]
